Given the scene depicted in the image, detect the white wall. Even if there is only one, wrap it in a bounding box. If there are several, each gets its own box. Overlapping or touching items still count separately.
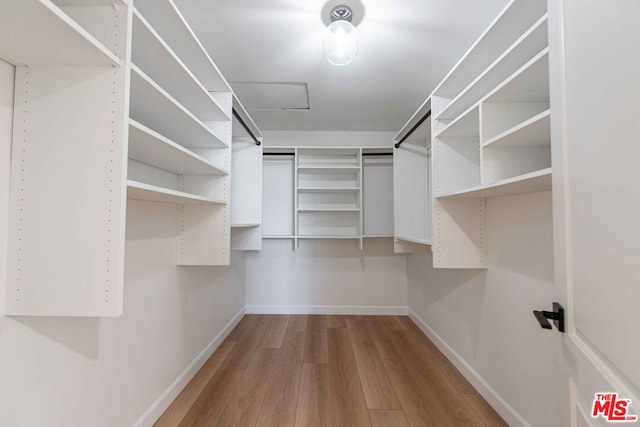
[407,191,563,426]
[246,131,407,314]
[246,238,407,314]
[0,60,246,427]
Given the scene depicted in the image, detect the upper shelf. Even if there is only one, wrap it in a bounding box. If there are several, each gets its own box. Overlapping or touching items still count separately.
[437,168,551,199]
[436,14,548,121]
[433,0,547,99]
[129,65,227,149]
[128,120,229,175]
[132,9,229,122]
[0,0,120,66]
[133,0,230,92]
[394,98,431,144]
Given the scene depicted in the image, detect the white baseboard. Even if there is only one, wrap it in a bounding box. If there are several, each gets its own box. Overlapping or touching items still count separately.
[246,305,407,316]
[133,307,246,427]
[407,308,529,427]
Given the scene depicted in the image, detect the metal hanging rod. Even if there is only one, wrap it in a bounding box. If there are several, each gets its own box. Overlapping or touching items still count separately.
[262,152,393,156]
[394,109,431,148]
[232,108,261,146]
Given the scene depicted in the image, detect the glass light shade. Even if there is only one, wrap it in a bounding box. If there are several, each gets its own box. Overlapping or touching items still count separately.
[323,20,359,66]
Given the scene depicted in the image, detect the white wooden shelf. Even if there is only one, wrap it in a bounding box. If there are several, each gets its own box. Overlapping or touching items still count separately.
[133,0,230,92]
[297,208,360,212]
[298,236,360,240]
[297,166,361,173]
[54,0,127,5]
[485,49,550,103]
[263,236,295,240]
[437,168,551,199]
[231,223,260,228]
[127,180,227,205]
[364,235,394,238]
[0,0,120,66]
[396,236,432,246]
[436,105,479,138]
[128,120,228,175]
[297,187,360,193]
[132,9,229,122]
[483,110,550,148]
[436,15,548,121]
[129,65,227,149]
[434,0,547,98]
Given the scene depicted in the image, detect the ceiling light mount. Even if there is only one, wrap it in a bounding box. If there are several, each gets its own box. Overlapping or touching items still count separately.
[330,5,353,23]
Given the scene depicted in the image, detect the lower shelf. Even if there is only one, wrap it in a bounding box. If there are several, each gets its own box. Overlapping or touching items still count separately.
[127,180,227,205]
[263,235,295,239]
[231,223,261,228]
[396,235,432,245]
[436,168,552,199]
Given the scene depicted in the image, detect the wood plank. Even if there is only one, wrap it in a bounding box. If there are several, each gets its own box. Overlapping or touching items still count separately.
[327,327,371,426]
[304,315,329,364]
[346,318,401,410]
[369,410,410,427]
[463,393,508,427]
[225,314,256,342]
[327,315,346,328]
[178,368,245,427]
[379,316,407,331]
[217,349,278,426]
[260,315,291,349]
[365,317,482,426]
[155,340,236,426]
[402,318,477,394]
[288,315,309,332]
[220,315,270,370]
[295,363,331,427]
[257,329,306,426]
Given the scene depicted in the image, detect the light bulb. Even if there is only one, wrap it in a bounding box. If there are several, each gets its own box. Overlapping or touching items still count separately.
[323,20,358,66]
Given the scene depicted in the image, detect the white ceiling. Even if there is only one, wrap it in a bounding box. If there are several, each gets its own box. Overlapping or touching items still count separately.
[176,0,509,132]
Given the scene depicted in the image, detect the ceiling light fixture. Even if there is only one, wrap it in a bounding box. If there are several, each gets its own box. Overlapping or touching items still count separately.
[323,5,359,67]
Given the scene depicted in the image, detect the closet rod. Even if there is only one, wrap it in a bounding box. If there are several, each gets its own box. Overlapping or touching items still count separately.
[262,152,392,156]
[394,109,431,148]
[232,108,261,145]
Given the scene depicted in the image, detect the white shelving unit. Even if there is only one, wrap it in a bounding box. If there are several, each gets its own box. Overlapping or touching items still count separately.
[3,0,237,316]
[393,99,432,253]
[262,146,393,248]
[295,147,363,249]
[429,0,551,268]
[230,94,264,251]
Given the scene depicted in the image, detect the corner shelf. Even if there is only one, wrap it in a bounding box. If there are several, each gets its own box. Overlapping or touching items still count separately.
[128,120,228,175]
[129,64,227,149]
[0,0,120,66]
[127,180,227,205]
[131,9,229,122]
[437,168,551,199]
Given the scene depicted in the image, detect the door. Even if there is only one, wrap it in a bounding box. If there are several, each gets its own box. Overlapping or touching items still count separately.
[549,0,640,425]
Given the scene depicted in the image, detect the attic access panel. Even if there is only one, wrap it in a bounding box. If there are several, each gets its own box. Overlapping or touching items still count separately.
[231,82,309,110]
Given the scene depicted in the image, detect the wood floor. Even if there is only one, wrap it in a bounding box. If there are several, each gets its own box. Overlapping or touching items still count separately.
[155,315,506,427]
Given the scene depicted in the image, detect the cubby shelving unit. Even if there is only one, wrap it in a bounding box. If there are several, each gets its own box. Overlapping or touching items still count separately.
[430,0,551,268]
[2,0,240,316]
